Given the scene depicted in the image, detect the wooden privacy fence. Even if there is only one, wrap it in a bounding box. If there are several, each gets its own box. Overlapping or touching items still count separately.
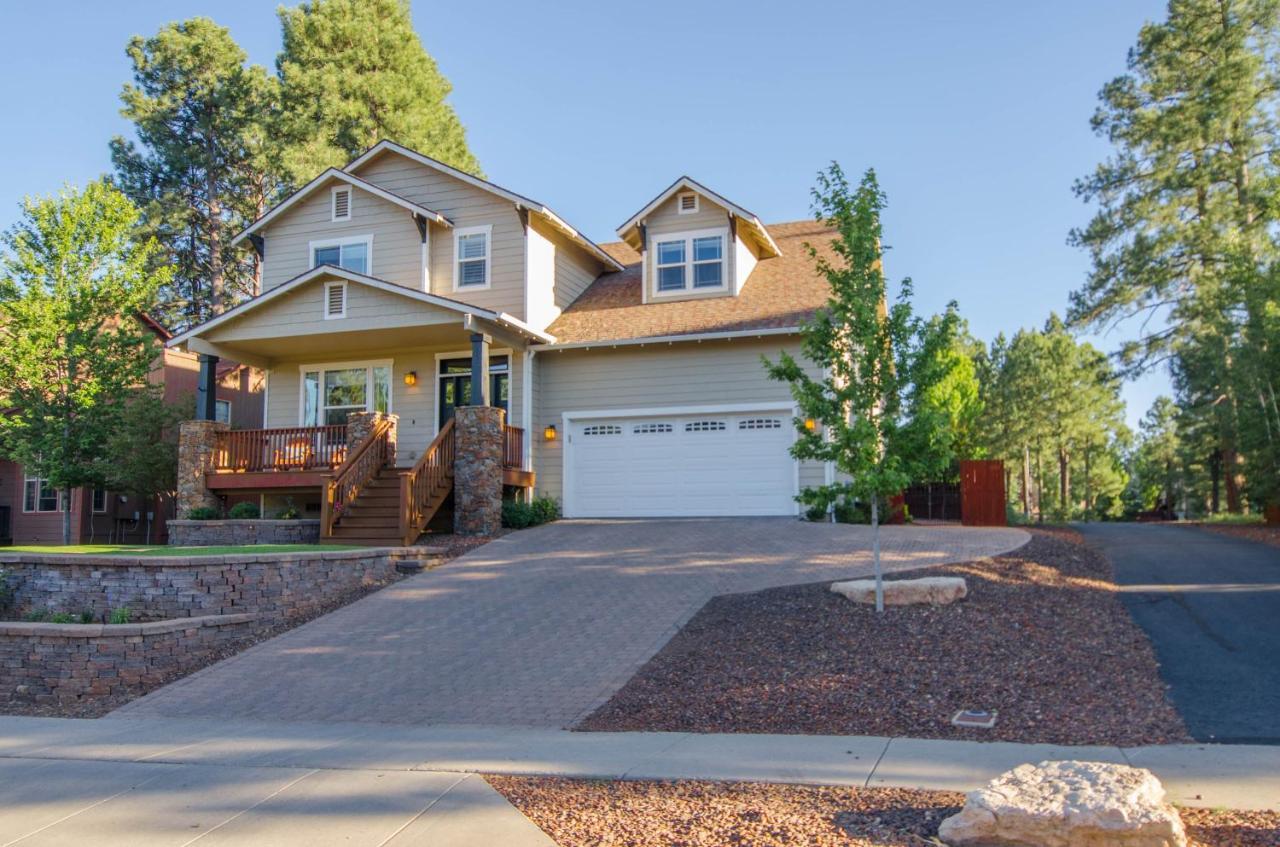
[960,459,1006,527]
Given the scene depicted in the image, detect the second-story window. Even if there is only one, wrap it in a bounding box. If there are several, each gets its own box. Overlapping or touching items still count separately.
[311,236,370,274]
[454,225,492,289]
[653,230,725,294]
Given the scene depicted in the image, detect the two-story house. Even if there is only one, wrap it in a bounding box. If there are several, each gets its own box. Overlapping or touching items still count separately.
[0,316,262,546]
[168,140,836,544]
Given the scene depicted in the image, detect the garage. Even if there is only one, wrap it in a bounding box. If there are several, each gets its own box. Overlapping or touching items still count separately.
[564,407,798,517]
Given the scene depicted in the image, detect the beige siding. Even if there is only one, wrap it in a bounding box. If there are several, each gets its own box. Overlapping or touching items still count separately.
[265,347,528,468]
[206,278,455,344]
[532,337,825,504]
[261,183,422,293]
[353,154,526,317]
[532,220,605,311]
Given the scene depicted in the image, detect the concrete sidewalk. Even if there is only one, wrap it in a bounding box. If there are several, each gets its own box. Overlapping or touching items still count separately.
[1,715,1277,815]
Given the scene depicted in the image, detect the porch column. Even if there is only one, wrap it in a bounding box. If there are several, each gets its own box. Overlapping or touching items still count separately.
[175,419,228,523]
[346,410,398,466]
[196,353,220,421]
[469,332,490,407]
[453,405,503,536]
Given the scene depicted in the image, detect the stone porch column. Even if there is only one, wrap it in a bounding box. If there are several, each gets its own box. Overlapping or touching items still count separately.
[346,411,398,466]
[176,420,228,518]
[453,405,503,536]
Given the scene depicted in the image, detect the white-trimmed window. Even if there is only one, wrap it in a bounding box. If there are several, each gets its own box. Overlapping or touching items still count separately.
[677,192,699,214]
[300,361,392,426]
[215,399,232,425]
[323,281,347,320]
[92,489,108,513]
[310,235,371,274]
[453,225,491,290]
[331,186,352,222]
[653,229,726,295]
[23,476,62,513]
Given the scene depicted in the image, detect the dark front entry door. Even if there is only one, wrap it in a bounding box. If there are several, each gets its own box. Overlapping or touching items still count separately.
[438,355,509,428]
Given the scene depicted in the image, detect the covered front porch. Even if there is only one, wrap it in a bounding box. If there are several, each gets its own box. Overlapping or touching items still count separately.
[168,266,547,543]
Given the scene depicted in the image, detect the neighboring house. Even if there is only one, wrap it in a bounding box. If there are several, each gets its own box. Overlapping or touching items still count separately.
[0,318,262,546]
[169,140,837,543]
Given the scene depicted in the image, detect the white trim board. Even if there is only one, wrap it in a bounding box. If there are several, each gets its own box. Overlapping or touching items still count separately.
[296,359,395,425]
[542,326,800,351]
[309,234,374,278]
[616,175,781,258]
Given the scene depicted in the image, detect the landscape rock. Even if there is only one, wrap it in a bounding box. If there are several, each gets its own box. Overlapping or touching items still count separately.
[830,576,967,606]
[938,760,1187,847]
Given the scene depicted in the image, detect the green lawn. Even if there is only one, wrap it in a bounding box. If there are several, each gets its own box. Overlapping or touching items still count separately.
[2,544,370,556]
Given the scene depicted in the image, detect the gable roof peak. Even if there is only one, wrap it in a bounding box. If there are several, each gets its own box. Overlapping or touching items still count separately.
[616,176,781,258]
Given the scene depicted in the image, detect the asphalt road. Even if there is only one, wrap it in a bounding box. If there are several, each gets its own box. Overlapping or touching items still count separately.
[1077,523,1280,744]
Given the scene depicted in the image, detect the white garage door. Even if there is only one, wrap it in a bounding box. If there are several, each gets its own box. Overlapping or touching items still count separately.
[565,409,797,517]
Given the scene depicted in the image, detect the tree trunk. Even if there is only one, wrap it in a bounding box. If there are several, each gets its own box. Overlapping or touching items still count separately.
[1058,446,1070,518]
[1021,444,1032,519]
[1035,448,1044,523]
[62,487,72,545]
[208,188,224,317]
[1083,444,1092,521]
[871,497,883,613]
[1224,447,1243,513]
[1210,449,1222,514]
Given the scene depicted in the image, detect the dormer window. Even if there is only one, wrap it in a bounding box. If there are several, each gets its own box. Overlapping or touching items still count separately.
[331,187,351,221]
[653,229,726,295]
[677,192,699,214]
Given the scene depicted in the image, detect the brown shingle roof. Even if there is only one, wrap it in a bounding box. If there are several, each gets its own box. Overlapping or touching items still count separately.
[547,220,836,344]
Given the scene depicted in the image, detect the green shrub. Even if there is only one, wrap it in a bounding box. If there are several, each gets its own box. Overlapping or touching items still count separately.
[23,608,49,623]
[49,612,75,624]
[78,610,95,624]
[833,498,870,524]
[803,503,828,522]
[502,496,560,529]
[109,607,132,625]
[275,497,301,520]
[228,501,260,519]
[185,506,219,520]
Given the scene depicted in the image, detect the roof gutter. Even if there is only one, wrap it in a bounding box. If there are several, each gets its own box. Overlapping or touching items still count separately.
[538,325,800,351]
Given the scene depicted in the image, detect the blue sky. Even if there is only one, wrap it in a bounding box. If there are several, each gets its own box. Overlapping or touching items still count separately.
[2,0,1170,427]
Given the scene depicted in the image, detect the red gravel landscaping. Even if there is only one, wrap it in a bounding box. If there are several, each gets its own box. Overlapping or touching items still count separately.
[579,528,1190,745]
[487,777,1280,847]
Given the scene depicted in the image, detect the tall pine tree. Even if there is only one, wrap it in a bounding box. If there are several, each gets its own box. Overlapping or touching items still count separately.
[111,17,281,328]
[276,0,481,180]
[1070,0,1280,512]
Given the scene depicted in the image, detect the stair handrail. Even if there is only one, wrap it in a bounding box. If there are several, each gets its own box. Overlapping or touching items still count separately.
[399,418,456,546]
[321,417,394,537]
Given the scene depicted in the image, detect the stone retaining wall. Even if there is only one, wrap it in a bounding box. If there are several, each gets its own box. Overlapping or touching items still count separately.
[0,614,258,706]
[0,548,431,624]
[167,519,321,547]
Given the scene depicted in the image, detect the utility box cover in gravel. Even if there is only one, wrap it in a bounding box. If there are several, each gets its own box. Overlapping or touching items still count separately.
[829,576,967,606]
[938,760,1187,847]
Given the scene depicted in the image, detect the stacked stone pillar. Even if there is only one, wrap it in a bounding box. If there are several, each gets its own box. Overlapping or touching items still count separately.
[453,405,504,536]
[345,411,398,465]
[176,420,228,518]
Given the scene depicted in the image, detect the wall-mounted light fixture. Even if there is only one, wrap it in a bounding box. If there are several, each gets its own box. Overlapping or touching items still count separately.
[544,424,557,441]
[804,418,817,432]
[403,371,418,387]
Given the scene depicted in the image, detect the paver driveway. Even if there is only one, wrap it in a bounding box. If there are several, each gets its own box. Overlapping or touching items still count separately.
[117,519,1028,727]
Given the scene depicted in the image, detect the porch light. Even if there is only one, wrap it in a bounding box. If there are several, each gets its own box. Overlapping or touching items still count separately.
[544,424,557,441]
[403,371,418,387]
[804,418,817,431]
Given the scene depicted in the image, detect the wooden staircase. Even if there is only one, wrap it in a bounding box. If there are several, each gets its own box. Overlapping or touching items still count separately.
[321,418,456,548]
[324,467,410,546]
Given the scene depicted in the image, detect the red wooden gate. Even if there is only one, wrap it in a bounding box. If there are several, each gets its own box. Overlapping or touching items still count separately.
[960,459,1006,527]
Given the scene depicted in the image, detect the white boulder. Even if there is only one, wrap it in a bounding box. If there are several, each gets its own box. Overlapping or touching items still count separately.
[938,760,1187,847]
[829,576,967,606]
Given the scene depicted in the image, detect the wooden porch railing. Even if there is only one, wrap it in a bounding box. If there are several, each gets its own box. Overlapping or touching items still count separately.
[320,418,394,537]
[503,425,524,470]
[399,418,455,547]
[212,425,348,473]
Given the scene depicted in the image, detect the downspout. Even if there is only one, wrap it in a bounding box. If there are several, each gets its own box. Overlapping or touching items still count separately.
[523,349,535,504]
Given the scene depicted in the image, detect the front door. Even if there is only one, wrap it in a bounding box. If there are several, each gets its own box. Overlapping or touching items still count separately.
[438,355,509,428]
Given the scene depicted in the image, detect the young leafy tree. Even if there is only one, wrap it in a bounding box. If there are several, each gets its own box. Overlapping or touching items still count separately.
[1127,396,1184,512]
[98,389,185,507]
[764,164,916,612]
[276,0,481,181]
[1070,0,1280,513]
[0,182,168,543]
[111,17,281,329]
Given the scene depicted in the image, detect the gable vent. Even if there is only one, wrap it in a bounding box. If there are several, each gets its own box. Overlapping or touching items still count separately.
[677,192,699,214]
[332,188,351,221]
[324,282,346,318]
